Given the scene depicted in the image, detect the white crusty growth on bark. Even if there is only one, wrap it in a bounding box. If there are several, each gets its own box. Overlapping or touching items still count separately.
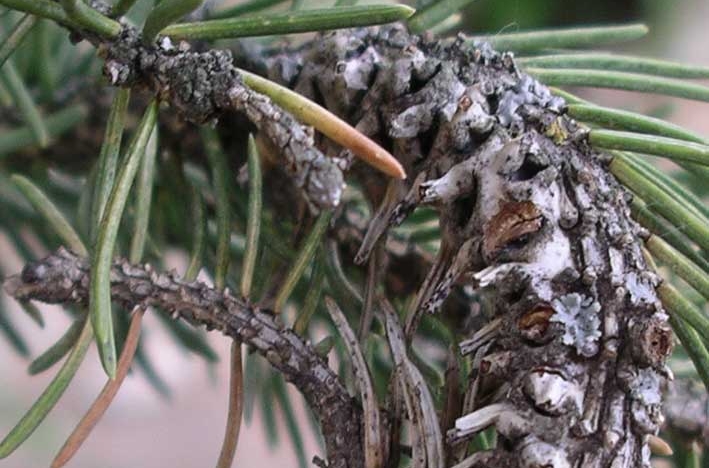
[3,21,678,468]
[258,26,673,467]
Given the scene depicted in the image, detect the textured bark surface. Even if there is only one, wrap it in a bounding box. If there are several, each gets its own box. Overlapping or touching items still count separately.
[3,249,363,468]
[1,18,677,468]
[100,25,344,210]
[252,26,673,467]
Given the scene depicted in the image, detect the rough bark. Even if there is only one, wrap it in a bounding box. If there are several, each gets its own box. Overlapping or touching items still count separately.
[3,248,363,468]
[254,26,673,467]
[93,11,345,211]
[1,14,676,468]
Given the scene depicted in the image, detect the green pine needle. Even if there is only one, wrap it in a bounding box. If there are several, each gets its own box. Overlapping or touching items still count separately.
[184,186,206,282]
[209,0,288,19]
[59,0,120,38]
[241,135,262,300]
[592,130,709,167]
[0,104,86,158]
[28,317,85,375]
[0,318,93,458]
[683,444,702,468]
[409,226,441,243]
[129,123,159,263]
[313,335,335,357]
[0,0,72,27]
[206,221,247,257]
[0,13,37,69]
[669,313,709,393]
[567,103,706,144]
[648,236,709,302]
[201,126,232,291]
[660,283,709,392]
[1,60,49,148]
[565,100,709,184]
[142,0,204,44]
[0,82,12,107]
[91,89,131,239]
[34,20,56,100]
[91,100,158,379]
[272,375,308,468]
[260,379,278,446]
[157,313,219,362]
[630,198,709,275]
[408,0,478,34]
[618,151,709,221]
[10,175,88,256]
[471,23,648,53]
[611,157,709,253]
[111,0,141,17]
[274,213,331,313]
[0,305,30,357]
[17,301,43,328]
[161,4,415,40]
[405,207,439,225]
[529,68,709,102]
[243,353,264,423]
[549,86,588,105]
[428,12,462,36]
[293,254,325,335]
[519,53,709,79]
[134,344,172,398]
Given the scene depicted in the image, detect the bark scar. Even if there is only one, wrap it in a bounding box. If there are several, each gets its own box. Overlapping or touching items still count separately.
[483,200,544,261]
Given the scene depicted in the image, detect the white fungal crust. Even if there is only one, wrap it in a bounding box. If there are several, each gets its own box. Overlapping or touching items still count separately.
[260,25,672,468]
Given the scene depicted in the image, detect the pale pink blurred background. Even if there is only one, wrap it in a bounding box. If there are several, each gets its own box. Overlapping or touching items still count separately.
[1,0,709,467]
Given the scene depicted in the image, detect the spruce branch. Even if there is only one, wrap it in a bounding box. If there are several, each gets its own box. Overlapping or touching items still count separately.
[1,0,404,209]
[4,248,364,468]
[1,0,708,464]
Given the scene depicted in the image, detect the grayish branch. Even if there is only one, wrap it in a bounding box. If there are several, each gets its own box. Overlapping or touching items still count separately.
[4,248,363,468]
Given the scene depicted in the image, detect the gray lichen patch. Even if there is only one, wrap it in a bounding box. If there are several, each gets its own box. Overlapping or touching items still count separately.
[629,367,663,407]
[626,271,660,306]
[551,293,602,357]
[496,74,565,130]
